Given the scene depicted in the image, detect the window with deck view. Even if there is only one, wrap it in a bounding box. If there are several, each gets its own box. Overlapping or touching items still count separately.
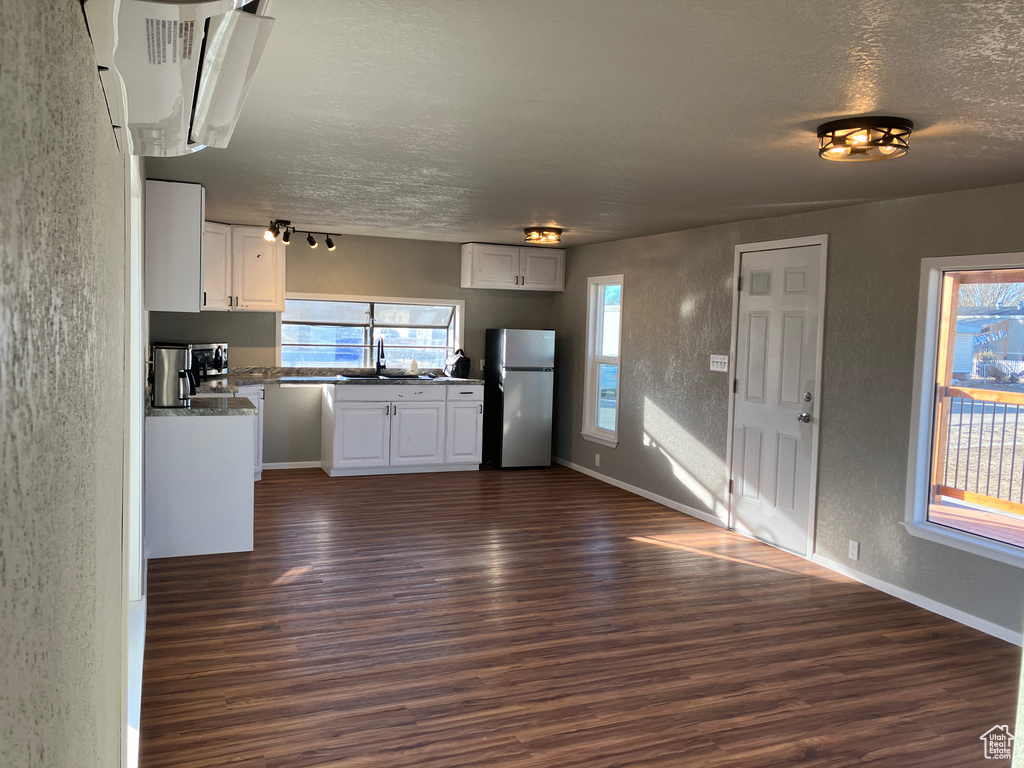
[280,296,459,370]
[583,276,623,447]
[909,258,1024,564]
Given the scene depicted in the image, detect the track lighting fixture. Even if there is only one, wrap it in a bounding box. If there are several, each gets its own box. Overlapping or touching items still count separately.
[307,232,318,248]
[264,219,291,242]
[325,234,336,251]
[282,228,291,244]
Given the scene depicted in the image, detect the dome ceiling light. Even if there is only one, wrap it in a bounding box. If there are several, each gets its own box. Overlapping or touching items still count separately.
[524,227,563,244]
[817,116,914,162]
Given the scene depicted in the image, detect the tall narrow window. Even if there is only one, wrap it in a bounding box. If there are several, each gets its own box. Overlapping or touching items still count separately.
[583,275,623,447]
[907,255,1024,567]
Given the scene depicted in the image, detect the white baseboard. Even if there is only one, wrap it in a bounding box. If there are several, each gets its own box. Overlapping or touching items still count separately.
[554,457,1022,646]
[811,554,1023,646]
[554,457,727,529]
[263,461,322,470]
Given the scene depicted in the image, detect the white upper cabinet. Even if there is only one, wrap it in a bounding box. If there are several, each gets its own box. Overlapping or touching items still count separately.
[201,224,286,312]
[232,226,286,312]
[461,243,565,291]
[202,222,232,311]
[145,180,205,312]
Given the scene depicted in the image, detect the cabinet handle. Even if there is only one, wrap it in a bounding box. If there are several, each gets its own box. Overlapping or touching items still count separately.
[235,296,239,306]
[203,291,206,307]
[228,296,232,307]
[479,404,482,414]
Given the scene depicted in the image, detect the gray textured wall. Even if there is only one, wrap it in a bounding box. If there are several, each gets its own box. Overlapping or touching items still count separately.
[1,2,126,765]
[153,234,557,462]
[554,181,1024,635]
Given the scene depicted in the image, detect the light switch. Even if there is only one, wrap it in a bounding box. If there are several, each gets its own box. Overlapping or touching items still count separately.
[709,354,729,372]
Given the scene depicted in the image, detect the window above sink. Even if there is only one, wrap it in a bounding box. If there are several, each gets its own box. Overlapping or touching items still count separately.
[279,292,464,371]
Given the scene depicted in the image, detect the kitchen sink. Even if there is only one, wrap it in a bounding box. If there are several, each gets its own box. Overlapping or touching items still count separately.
[338,373,383,379]
[380,374,435,379]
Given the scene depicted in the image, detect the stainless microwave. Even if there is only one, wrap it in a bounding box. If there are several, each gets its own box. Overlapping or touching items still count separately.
[190,342,228,378]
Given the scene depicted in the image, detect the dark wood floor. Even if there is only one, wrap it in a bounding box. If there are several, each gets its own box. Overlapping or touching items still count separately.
[140,465,1020,767]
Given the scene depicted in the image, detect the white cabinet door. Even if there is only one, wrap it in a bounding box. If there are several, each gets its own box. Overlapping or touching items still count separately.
[445,400,484,463]
[231,226,285,312]
[461,243,519,289]
[333,402,391,468]
[519,247,565,291]
[145,180,204,312]
[237,385,264,480]
[390,401,445,466]
[202,221,232,310]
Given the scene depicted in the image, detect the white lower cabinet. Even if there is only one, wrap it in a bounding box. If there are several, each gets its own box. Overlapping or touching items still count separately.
[446,386,484,464]
[236,385,265,481]
[390,401,445,466]
[321,383,482,476]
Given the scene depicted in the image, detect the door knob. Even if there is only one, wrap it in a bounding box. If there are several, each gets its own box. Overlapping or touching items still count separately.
[797,412,811,423]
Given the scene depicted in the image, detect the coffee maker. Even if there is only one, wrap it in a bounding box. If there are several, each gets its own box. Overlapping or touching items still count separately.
[150,343,197,407]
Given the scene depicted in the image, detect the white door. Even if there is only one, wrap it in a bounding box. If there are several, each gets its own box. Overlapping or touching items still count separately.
[472,244,520,289]
[519,247,565,291]
[390,401,445,466]
[202,221,232,310]
[333,402,391,468]
[729,238,826,556]
[232,226,285,311]
[446,400,484,463]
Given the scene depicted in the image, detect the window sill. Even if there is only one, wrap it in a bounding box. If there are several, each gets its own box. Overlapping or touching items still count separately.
[582,431,618,448]
[902,520,1024,570]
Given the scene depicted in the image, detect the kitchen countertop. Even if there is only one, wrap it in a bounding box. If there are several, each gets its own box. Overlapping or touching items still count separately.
[146,397,259,417]
[195,367,482,395]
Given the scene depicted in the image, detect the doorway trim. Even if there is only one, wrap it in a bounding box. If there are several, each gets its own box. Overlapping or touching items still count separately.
[725,234,829,556]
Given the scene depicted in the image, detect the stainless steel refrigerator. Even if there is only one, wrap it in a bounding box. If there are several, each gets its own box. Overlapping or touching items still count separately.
[483,329,555,467]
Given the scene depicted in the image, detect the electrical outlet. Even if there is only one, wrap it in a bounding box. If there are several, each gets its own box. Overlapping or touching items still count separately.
[848,540,860,561]
[595,453,600,467]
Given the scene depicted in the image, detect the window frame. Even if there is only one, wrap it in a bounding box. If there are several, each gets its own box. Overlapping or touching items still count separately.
[277,292,465,370]
[582,275,623,448]
[906,252,1024,569]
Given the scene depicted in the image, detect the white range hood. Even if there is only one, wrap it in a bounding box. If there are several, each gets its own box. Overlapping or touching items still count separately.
[83,0,275,157]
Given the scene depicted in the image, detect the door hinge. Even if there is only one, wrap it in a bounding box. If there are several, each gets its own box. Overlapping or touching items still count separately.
[733,378,738,394]
[737,275,742,292]
[728,478,734,495]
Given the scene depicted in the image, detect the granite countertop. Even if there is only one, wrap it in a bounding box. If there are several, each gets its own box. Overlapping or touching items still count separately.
[146,397,259,418]
[194,368,482,394]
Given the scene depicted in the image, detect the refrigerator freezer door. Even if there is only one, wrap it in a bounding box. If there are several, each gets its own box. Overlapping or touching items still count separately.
[503,329,555,369]
[501,370,554,466]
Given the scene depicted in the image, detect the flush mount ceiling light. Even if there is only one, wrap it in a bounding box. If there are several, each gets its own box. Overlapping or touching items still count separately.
[524,227,563,244]
[817,116,914,162]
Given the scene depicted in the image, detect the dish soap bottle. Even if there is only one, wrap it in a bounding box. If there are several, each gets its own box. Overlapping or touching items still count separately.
[410,359,419,375]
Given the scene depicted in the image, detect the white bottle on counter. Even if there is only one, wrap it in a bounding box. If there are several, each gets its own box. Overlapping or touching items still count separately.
[410,359,419,374]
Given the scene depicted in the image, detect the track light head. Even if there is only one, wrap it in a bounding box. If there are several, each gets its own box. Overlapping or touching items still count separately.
[325,234,336,251]
[307,232,318,248]
[282,228,291,245]
[264,220,280,242]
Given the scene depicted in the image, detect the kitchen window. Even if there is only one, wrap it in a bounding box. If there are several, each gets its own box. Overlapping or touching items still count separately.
[582,275,623,447]
[906,253,1024,567]
[279,294,463,370]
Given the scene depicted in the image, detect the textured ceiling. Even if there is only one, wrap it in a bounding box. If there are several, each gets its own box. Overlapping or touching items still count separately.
[146,0,1024,247]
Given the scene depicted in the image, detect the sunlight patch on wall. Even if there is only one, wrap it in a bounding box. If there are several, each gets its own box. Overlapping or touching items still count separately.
[643,396,728,522]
